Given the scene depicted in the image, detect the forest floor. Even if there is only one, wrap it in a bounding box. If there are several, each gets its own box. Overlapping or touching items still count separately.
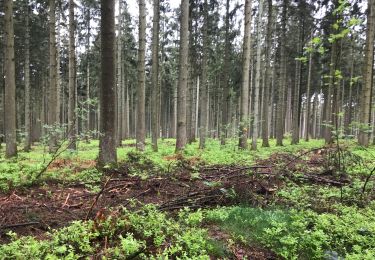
[0,139,374,259]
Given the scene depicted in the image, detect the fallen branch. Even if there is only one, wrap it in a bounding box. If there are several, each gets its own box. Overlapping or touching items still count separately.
[85,175,113,220]
[362,166,375,195]
[0,221,40,230]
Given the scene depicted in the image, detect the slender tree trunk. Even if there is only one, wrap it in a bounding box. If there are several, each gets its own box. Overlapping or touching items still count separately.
[261,0,272,147]
[175,0,189,152]
[171,80,177,138]
[252,0,263,150]
[116,0,123,146]
[136,0,146,151]
[195,77,200,138]
[0,65,4,147]
[56,8,61,126]
[276,0,288,146]
[151,0,160,151]
[220,0,230,145]
[4,0,17,157]
[304,44,313,141]
[239,0,252,149]
[24,2,32,152]
[86,8,91,139]
[199,0,209,149]
[186,67,193,143]
[68,0,77,150]
[48,0,58,153]
[98,0,117,165]
[358,0,375,146]
[324,41,337,144]
[345,43,354,136]
[291,24,302,145]
[41,75,46,138]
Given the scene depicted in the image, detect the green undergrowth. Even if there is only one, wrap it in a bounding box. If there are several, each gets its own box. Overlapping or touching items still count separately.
[2,202,375,259]
[0,205,217,259]
[0,138,328,191]
[1,139,375,258]
[205,204,375,259]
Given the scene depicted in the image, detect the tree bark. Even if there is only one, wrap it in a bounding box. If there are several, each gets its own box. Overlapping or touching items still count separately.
[239,0,252,149]
[4,0,17,157]
[151,0,160,151]
[220,0,231,145]
[291,22,302,145]
[175,0,189,152]
[261,0,273,147]
[24,1,31,152]
[48,0,58,153]
[304,43,313,141]
[136,0,146,151]
[98,0,117,165]
[276,0,288,146]
[358,0,375,146]
[68,0,77,150]
[116,0,123,147]
[252,0,264,150]
[199,0,209,149]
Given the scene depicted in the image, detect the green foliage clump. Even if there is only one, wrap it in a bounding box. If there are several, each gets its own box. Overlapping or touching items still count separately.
[205,205,375,259]
[0,205,213,259]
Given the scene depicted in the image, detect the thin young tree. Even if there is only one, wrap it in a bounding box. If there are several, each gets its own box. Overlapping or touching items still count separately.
[175,0,189,152]
[304,39,313,141]
[199,0,209,149]
[24,1,32,152]
[276,0,288,146]
[261,0,273,147]
[291,12,303,145]
[116,0,123,147]
[358,0,375,146]
[98,0,117,165]
[252,0,264,150]
[4,0,17,157]
[48,0,58,153]
[136,0,146,151]
[151,0,160,152]
[239,0,252,149]
[68,0,77,150]
[220,0,230,145]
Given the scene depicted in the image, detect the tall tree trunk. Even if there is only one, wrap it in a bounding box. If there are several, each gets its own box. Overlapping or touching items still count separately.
[86,8,91,139]
[276,0,288,146]
[291,22,302,145]
[199,0,209,149]
[239,0,252,149]
[48,0,58,153]
[0,65,4,147]
[358,0,375,146]
[345,42,354,136]
[68,0,77,150]
[24,2,31,152]
[136,0,146,151]
[252,0,264,150]
[324,41,337,144]
[261,0,272,147]
[304,44,313,141]
[98,0,117,165]
[56,8,61,126]
[151,0,160,151]
[116,0,123,146]
[4,0,17,157]
[171,80,177,138]
[175,0,189,152]
[220,0,230,145]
